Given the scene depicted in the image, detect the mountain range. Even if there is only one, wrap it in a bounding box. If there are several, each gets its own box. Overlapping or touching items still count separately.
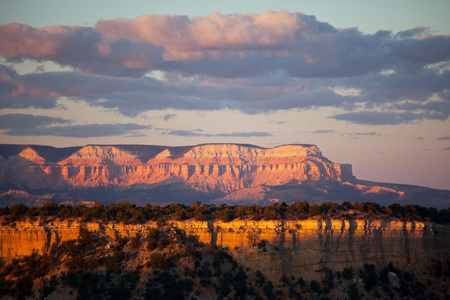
[1,143,449,208]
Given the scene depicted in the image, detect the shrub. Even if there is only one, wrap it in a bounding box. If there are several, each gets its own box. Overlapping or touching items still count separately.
[149,253,169,269]
[343,267,354,280]
[130,233,141,250]
[347,283,359,300]
[310,280,321,294]
[146,228,160,251]
[102,256,121,273]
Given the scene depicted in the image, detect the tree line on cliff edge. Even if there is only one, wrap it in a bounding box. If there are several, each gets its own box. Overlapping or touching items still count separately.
[1,200,449,225]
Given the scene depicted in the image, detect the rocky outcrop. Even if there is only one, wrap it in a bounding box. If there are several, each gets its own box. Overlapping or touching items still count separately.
[2,143,449,207]
[0,144,354,193]
[1,218,449,281]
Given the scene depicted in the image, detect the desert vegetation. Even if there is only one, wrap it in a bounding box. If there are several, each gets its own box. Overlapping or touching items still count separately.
[1,215,449,299]
[1,200,449,226]
[0,201,449,299]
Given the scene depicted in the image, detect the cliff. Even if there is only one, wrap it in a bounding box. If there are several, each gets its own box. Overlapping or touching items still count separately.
[0,144,353,192]
[1,218,448,281]
[1,143,449,207]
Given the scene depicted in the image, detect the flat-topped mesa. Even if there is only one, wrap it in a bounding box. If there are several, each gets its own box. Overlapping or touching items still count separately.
[180,144,322,163]
[0,143,353,192]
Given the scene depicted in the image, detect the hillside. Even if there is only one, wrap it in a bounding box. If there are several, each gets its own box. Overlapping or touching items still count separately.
[0,202,449,299]
[1,143,449,208]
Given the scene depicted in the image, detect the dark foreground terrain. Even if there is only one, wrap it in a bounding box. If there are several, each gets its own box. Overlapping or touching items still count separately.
[0,201,449,299]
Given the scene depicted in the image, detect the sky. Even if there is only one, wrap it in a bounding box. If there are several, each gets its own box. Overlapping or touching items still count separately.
[0,0,449,190]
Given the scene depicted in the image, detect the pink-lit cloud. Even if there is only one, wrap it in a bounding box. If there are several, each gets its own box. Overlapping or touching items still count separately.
[0,11,449,124]
[2,11,449,78]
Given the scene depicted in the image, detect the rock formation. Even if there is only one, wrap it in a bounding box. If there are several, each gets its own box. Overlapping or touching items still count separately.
[1,143,449,207]
[1,218,449,281]
[0,144,353,191]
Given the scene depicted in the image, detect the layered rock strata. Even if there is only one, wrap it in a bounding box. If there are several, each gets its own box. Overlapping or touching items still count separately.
[0,144,354,193]
[1,218,448,281]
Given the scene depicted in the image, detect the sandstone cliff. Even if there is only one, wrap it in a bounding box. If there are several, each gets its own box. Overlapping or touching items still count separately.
[1,143,449,207]
[0,144,353,192]
[1,218,448,281]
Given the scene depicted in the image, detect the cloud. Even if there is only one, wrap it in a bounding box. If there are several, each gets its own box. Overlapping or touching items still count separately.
[0,113,151,137]
[344,132,380,136]
[443,147,450,151]
[438,136,450,140]
[216,132,272,137]
[0,113,70,129]
[167,129,271,137]
[396,27,430,38]
[267,120,286,125]
[0,65,349,115]
[167,130,208,137]
[163,114,177,121]
[0,11,449,124]
[331,111,428,125]
[0,24,163,77]
[2,12,449,79]
[3,123,151,138]
[311,129,334,134]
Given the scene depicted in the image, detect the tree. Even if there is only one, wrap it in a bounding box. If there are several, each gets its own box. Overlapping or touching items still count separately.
[347,283,359,300]
[146,228,160,251]
[41,202,58,215]
[130,233,141,250]
[362,264,377,290]
[9,204,28,221]
[149,253,169,269]
[78,224,94,247]
[309,204,321,217]
[343,267,354,280]
[192,201,201,208]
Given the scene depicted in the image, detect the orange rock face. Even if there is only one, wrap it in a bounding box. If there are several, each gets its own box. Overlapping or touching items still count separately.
[0,144,354,193]
[1,218,448,281]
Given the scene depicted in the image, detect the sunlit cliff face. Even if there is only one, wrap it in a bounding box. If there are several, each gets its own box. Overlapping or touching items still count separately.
[1,144,353,192]
[1,218,448,281]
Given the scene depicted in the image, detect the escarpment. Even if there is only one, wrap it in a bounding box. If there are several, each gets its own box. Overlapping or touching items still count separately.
[2,143,449,207]
[0,144,353,193]
[1,218,449,281]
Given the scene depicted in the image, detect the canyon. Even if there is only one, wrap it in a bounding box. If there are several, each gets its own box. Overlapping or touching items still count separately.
[1,217,449,282]
[0,143,449,207]
[0,144,353,190]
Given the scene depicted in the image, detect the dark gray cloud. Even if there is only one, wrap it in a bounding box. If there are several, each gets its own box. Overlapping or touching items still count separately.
[167,130,208,137]
[311,129,334,134]
[0,113,70,129]
[331,111,428,125]
[344,132,380,136]
[267,120,286,125]
[216,132,272,137]
[396,27,430,39]
[438,136,450,141]
[443,147,450,151]
[163,114,177,121]
[1,114,151,137]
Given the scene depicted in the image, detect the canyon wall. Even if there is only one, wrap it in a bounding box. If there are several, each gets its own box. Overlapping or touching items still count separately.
[1,218,448,281]
[0,144,354,194]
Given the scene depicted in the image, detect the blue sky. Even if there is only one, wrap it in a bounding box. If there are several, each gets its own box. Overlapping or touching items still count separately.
[0,0,450,190]
[2,0,449,34]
